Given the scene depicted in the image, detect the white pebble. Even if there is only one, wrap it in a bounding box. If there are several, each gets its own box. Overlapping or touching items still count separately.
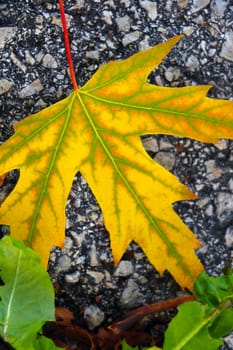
[121,279,144,307]
[225,226,233,247]
[191,0,210,13]
[211,0,229,17]
[122,31,140,46]
[42,54,58,69]
[114,261,133,277]
[115,15,131,32]
[102,10,113,25]
[0,27,16,49]
[18,79,44,98]
[86,50,100,61]
[65,270,80,283]
[220,31,233,62]
[84,305,105,329]
[87,270,104,283]
[216,193,233,224]
[139,1,157,20]
[0,79,13,95]
[186,54,200,71]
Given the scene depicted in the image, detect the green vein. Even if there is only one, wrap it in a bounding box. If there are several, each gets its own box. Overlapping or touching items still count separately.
[0,96,72,164]
[77,90,195,280]
[171,306,220,350]
[26,94,76,246]
[3,249,22,341]
[80,89,232,127]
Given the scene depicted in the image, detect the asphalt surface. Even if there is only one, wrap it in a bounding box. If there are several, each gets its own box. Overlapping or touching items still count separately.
[0,0,233,348]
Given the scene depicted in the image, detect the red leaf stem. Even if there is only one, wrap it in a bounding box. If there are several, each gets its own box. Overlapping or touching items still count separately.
[58,0,78,90]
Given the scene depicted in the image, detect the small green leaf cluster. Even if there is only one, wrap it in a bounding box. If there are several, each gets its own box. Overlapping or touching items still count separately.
[123,272,233,350]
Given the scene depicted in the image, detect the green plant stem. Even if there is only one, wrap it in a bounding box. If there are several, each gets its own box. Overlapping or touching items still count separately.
[58,0,78,90]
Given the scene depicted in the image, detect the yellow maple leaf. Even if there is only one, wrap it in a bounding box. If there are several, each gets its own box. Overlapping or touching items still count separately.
[1,36,233,290]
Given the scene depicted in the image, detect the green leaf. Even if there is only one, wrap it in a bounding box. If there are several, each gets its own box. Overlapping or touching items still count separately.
[163,301,223,350]
[162,273,233,350]
[34,336,64,350]
[121,340,138,349]
[121,339,161,350]
[0,236,60,350]
[194,272,233,308]
[209,308,233,339]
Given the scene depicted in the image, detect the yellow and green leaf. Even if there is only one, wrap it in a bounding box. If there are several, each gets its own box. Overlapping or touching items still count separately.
[1,35,233,290]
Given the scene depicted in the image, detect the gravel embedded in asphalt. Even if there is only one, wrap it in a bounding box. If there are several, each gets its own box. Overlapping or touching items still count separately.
[0,0,233,347]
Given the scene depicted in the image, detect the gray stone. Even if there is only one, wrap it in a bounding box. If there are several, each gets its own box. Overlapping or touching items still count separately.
[137,275,148,284]
[114,261,133,277]
[215,139,228,150]
[25,50,36,65]
[159,140,173,150]
[69,0,84,10]
[142,136,159,153]
[165,0,173,11]
[177,0,188,8]
[191,0,210,13]
[10,52,27,73]
[195,183,204,191]
[87,270,104,283]
[89,245,99,267]
[42,53,58,69]
[138,36,150,51]
[0,79,13,95]
[102,10,113,25]
[55,255,72,274]
[183,26,194,36]
[139,1,158,20]
[225,226,233,248]
[120,279,144,308]
[224,333,233,349]
[122,31,140,46]
[197,197,209,208]
[211,0,229,17]
[83,305,105,329]
[228,178,233,192]
[115,15,131,32]
[65,270,81,283]
[220,31,233,62]
[35,50,44,63]
[205,204,214,217]
[63,237,73,251]
[208,48,216,57]
[34,98,47,109]
[0,27,16,49]
[86,50,100,61]
[186,54,200,71]
[154,152,176,171]
[18,79,44,98]
[205,160,224,181]
[216,193,233,225]
[164,67,181,82]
